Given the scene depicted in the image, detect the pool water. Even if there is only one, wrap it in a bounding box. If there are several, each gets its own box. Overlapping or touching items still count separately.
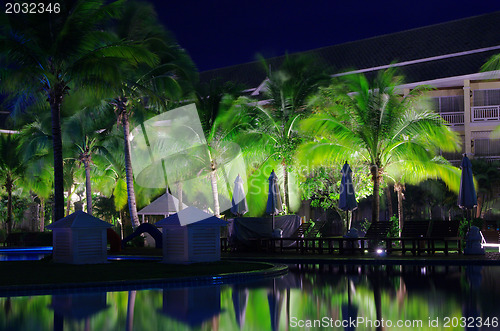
[0,263,499,330]
[0,247,52,261]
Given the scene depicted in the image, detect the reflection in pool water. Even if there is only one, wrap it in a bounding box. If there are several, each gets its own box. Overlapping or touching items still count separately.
[0,264,499,330]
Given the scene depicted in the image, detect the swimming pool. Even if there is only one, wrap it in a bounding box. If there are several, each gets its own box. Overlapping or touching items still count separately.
[0,263,498,330]
[0,247,53,261]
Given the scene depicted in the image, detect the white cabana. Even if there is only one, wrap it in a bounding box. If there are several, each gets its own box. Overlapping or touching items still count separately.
[137,192,188,223]
[46,211,111,264]
[155,206,227,264]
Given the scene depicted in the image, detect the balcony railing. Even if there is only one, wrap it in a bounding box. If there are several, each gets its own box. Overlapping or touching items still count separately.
[472,106,500,122]
[439,112,464,126]
[436,107,500,124]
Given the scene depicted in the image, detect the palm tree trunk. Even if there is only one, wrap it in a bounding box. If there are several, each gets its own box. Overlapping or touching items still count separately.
[370,164,380,223]
[481,193,488,218]
[6,178,13,234]
[83,158,93,215]
[476,193,484,218]
[40,198,45,232]
[176,182,184,211]
[385,186,393,218]
[283,162,289,213]
[119,210,124,239]
[122,111,140,229]
[49,86,65,222]
[210,170,220,217]
[66,185,72,217]
[395,183,404,233]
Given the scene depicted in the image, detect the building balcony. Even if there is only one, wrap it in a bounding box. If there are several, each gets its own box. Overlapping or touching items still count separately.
[472,105,500,122]
[437,106,500,126]
[439,112,464,126]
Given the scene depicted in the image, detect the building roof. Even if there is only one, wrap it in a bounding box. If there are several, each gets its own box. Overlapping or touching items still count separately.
[156,206,227,227]
[138,192,187,216]
[46,210,112,229]
[200,11,500,88]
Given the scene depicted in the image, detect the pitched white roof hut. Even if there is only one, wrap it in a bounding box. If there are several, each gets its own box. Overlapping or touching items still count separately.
[155,206,227,264]
[138,192,187,223]
[46,211,111,264]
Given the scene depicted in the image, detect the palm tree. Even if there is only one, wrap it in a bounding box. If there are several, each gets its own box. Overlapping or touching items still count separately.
[25,162,53,231]
[471,159,500,218]
[244,54,329,212]
[0,0,158,221]
[63,159,82,217]
[196,78,245,133]
[385,156,461,231]
[299,69,460,223]
[0,134,24,234]
[146,96,251,217]
[17,113,54,228]
[194,78,249,216]
[107,1,196,228]
[238,55,328,211]
[63,107,115,215]
[204,96,253,216]
[92,126,162,231]
[93,132,129,230]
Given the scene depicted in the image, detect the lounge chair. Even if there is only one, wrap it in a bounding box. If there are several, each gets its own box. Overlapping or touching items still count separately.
[329,221,392,254]
[363,221,393,252]
[386,221,430,255]
[269,221,327,253]
[425,221,461,255]
[264,222,310,253]
[481,229,500,252]
[290,222,312,237]
[300,221,327,253]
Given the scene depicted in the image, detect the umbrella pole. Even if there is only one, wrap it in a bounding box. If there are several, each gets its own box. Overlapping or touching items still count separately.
[348,211,352,231]
[345,211,348,232]
[468,209,471,231]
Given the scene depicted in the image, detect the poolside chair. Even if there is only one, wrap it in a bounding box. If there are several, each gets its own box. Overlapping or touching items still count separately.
[290,222,312,238]
[480,229,500,252]
[270,221,327,254]
[364,222,392,239]
[360,222,393,252]
[389,221,430,255]
[300,221,327,253]
[426,221,461,255]
[264,222,311,253]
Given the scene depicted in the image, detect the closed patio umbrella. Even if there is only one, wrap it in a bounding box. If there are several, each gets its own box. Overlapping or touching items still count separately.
[266,170,283,230]
[458,154,477,229]
[231,174,248,216]
[339,162,358,230]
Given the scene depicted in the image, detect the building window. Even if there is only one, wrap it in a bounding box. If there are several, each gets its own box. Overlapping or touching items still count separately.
[431,95,464,126]
[431,95,464,113]
[472,131,500,157]
[473,89,500,107]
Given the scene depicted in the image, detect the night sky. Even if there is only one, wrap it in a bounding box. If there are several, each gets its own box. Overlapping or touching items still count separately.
[152,0,500,72]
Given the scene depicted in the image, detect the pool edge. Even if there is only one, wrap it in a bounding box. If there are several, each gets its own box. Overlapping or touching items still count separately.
[0,261,288,297]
